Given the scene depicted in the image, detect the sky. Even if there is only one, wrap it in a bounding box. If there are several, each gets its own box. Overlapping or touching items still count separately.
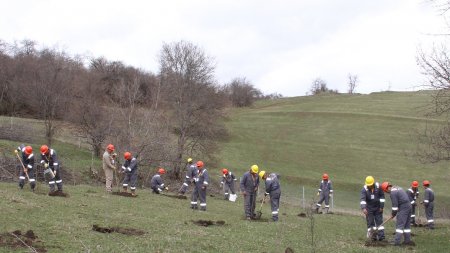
[1,0,449,96]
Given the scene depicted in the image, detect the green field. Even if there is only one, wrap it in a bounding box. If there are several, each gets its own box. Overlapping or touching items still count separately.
[1,183,449,253]
[1,91,450,252]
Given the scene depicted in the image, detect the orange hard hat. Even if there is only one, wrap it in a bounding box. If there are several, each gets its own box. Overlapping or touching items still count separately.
[124,152,132,160]
[423,180,430,186]
[158,168,166,174]
[24,146,33,155]
[381,182,391,192]
[40,145,49,155]
[222,168,228,174]
[196,161,204,168]
[322,173,329,180]
[107,144,115,152]
[411,181,419,188]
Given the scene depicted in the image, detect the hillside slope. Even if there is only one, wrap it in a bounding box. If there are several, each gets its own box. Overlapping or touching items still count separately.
[220,91,449,215]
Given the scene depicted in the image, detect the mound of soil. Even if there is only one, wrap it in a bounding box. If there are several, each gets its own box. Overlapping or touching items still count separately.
[191,220,226,227]
[48,191,69,197]
[364,241,388,247]
[297,213,307,218]
[161,194,188,200]
[285,247,294,253]
[111,192,137,197]
[242,217,269,222]
[92,225,145,236]
[0,230,46,252]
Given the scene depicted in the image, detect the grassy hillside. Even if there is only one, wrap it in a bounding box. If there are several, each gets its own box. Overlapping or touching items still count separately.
[1,183,449,253]
[1,91,450,252]
[220,91,449,216]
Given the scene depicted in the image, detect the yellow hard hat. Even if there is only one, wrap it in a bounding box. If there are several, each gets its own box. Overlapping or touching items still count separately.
[251,165,259,173]
[365,176,375,186]
[187,158,193,163]
[259,171,266,179]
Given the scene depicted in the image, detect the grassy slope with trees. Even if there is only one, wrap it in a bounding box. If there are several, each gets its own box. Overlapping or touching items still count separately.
[1,91,450,252]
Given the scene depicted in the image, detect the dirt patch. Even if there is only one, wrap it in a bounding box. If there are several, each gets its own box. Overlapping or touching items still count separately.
[111,192,137,197]
[285,247,294,253]
[0,230,46,252]
[160,194,188,200]
[191,220,226,227]
[215,220,226,226]
[364,240,388,247]
[297,213,307,217]
[48,191,69,197]
[92,225,145,236]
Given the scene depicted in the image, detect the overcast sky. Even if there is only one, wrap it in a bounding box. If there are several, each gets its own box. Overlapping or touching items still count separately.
[1,0,449,96]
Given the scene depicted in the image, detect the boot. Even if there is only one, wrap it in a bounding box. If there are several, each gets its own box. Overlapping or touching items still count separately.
[391,232,402,246]
[404,232,412,244]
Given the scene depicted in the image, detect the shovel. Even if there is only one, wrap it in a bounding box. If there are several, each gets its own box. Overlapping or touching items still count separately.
[16,153,30,181]
[367,215,394,240]
[255,195,268,219]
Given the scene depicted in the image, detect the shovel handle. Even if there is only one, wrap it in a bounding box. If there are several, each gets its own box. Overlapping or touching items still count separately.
[16,153,30,181]
[377,215,394,229]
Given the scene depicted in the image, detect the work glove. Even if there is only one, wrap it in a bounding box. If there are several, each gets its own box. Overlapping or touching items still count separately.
[220,182,224,185]
[329,193,333,197]
[363,209,368,215]
[317,192,320,196]
[201,186,206,190]
[44,163,49,168]
[242,191,247,197]
[14,150,18,154]
[264,192,269,197]
[24,168,28,173]
[164,187,169,191]
[379,208,383,213]
[391,210,397,217]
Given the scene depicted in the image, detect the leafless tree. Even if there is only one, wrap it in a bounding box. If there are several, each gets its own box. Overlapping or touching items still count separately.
[347,73,358,94]
[310,78,330,95]
[223,77,262,107]
[159,40,228,178]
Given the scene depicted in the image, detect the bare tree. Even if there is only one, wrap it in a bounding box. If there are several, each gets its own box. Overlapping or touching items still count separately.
[310,78,329,95]
[224,77,261,107]
[159,40,227,178]
[30,48,77,145]
[347,73,358,94]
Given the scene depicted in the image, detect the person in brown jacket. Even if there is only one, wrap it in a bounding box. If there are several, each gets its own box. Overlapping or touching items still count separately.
[102,144,116,193]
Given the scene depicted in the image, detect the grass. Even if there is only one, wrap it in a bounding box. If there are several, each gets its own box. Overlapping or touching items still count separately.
[1,91,450,252]
[1,182,449,253]
[219,91,450,216]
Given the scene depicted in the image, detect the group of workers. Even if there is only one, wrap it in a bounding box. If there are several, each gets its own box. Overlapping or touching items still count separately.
[13,143,437,241]
[14,144,63,193]
[360,176,435,246]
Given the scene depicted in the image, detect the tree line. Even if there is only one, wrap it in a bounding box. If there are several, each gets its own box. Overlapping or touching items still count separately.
[0,39,281,178]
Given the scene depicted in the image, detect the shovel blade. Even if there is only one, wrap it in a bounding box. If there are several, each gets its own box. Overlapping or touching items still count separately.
[255,211,262,219]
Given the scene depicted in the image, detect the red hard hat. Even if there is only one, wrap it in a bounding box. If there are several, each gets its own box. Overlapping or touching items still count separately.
[158,168,166,174]
[222,168,228,174]
[107,144,115,152]
[40,145,49,155]
[24,146,33,155]
[196,161,204,168]
[381,182,391,192]
[411,181,419,188]
[423,180,430,186]
[322,173,329,180]
[124,152,132,160]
